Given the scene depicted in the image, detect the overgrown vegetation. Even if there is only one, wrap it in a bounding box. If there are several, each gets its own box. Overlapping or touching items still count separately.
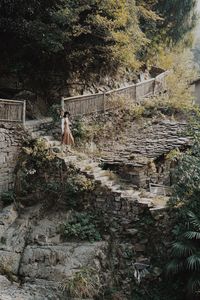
[49,104,62,123]
[71,49,197,150]
[165,114,200,299]
[0,0,197,94]
[1,190,16,207]
[61,212,101,242]
[15,138,94,208]
[167,211,200,298]
[62,267,101,299]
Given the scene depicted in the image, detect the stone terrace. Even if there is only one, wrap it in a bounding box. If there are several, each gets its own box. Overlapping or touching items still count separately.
[100,118,190,187]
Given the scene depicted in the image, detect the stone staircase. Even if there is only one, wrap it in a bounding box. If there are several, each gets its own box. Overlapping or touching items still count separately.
[25,118,60,140]
[73,157,169,211]
[26,125,169,213]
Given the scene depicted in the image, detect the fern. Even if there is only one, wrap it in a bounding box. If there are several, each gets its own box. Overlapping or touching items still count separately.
[187,275,200,294]
[171,241,195,257]
[166,259,184,275]
[167,210,200,296]
[183,231,200,240]
[186,255,200,272]
[187,211,200,232]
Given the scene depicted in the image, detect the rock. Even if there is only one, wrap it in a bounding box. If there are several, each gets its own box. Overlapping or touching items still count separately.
[111,291,128,300]
[19,242,107,282]
[0,205,18,227]
[0,275,61,299]
[153,266,162,276]
[125,228,138,236]
[136,256,150,264]
[0,251,21,275]
[133,244,146,252]
[140,239,148,244]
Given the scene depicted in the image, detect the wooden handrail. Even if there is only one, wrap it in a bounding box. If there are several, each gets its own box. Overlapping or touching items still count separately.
[61,71,168,116]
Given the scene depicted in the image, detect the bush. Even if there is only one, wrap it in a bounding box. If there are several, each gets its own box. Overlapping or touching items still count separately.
[1,190,15,206]
[61,212,101,242]
[72,117,88,141]
[49,104,61,123]
[16,138,94,208]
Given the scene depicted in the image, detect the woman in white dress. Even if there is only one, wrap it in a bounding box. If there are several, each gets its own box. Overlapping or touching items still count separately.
[61,111,74,146]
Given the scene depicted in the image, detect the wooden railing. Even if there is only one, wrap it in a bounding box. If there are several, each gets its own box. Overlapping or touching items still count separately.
[62,71,168,116]
[0,99,26,124]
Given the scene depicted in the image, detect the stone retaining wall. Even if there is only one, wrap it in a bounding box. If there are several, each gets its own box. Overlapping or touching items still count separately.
[0,123,24,195]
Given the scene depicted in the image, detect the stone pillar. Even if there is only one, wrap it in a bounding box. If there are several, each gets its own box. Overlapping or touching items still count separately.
[0,123,24,196]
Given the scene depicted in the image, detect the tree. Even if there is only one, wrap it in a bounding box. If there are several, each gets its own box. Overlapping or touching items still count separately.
[0,0,145,89]
[156,0,197,44]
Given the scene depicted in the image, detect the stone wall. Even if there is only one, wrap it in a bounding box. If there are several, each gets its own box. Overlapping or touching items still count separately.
[0,123,24,195]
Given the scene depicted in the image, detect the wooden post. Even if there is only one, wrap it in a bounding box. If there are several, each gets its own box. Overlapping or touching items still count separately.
[23,100,26,125]
[61,96,65,111]
[103,93,106,113]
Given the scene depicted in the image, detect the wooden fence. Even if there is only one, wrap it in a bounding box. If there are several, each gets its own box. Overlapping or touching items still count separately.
[0,99,26,124]
[62,71,168,116]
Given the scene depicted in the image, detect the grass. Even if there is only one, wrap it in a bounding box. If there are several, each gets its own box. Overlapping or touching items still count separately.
[61,267,101,298]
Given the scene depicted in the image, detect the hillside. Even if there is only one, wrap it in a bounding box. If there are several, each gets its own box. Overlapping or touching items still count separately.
[0,1,200,300]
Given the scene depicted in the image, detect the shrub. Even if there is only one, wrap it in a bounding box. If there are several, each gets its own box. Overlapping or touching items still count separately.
[1,190,15,206]
[66,174,94,196]
[49,104,61,123]
[61,212,101,242]
[16,138,94,208]
[72,117,88,141]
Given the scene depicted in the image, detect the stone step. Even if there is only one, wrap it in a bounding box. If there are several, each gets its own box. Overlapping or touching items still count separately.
[104,180,115,188]
[92,167,105,173]
[64,156,77,163]
[110,184,121,191]
[81,162,99,169]
[120,190,136,197]
[42,136,54,142]
[95,177,111,184]
[150,206,166,211]
[138,199,154,207]
[48,140,61,147]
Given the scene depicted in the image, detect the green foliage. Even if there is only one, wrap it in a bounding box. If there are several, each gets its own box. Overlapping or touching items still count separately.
[165,149,181,162]
[66,174,94,196]
[156,0,197,45]
[72,117,89,142]
[15,138,94,208]
[167,211,200,297]
[169,137,200,215]
[131,282,182,300]
[49,104,61,123]
[0,0,145,88]
[61,212,101,242]
[165,114,200,298]
[1,190,16,206]
[0,0,197,93]
[16,138,58,196]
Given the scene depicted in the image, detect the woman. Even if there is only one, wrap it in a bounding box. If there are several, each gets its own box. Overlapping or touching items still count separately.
[61,111,74,147]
